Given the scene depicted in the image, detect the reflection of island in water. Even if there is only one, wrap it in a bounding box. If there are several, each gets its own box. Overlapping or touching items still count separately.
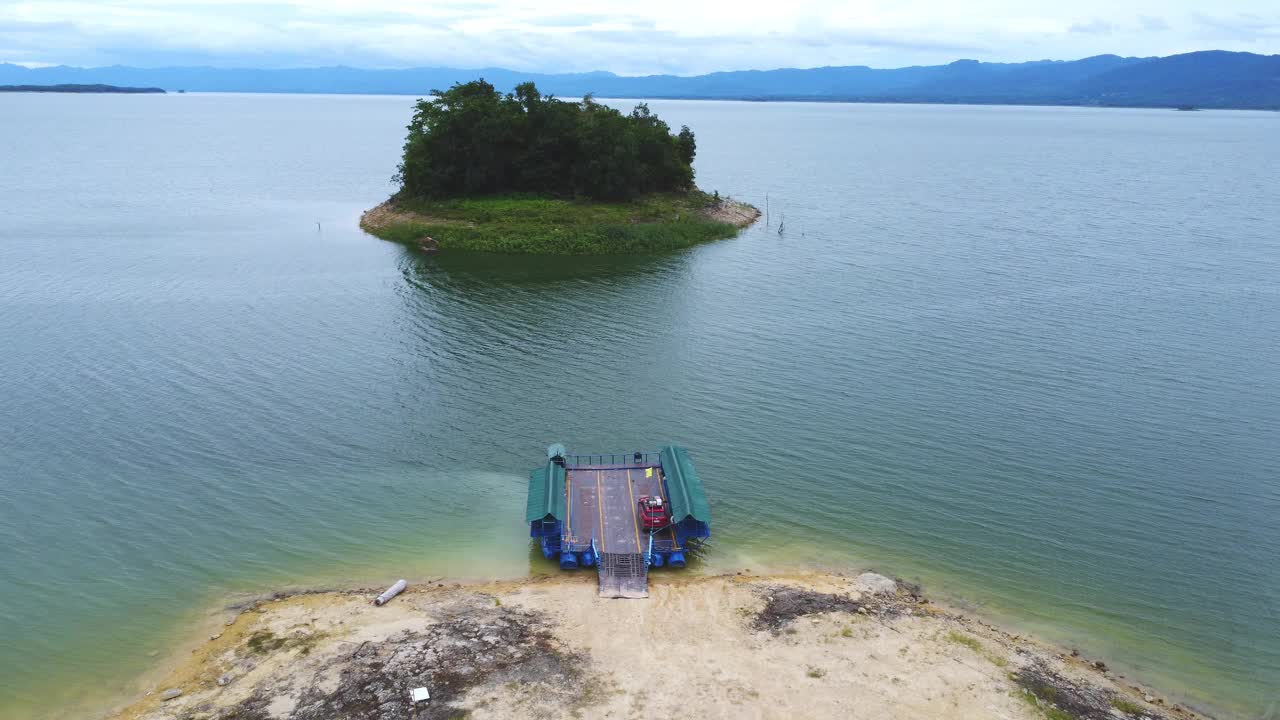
[394,246,698,325]
[391,246,703,377]
[400,246,686,286]
[0,84,165,93]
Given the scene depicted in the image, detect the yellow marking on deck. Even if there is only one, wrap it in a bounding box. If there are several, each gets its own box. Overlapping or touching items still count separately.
[645,467,653,478]
[596,470,606,552]
[626,468,641,553]
[565,471,572,537]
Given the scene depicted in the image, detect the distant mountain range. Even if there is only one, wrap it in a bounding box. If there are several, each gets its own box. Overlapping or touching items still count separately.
[3,51,1278,109]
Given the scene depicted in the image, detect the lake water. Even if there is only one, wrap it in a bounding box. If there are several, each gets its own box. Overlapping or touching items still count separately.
[1,94,1277,719]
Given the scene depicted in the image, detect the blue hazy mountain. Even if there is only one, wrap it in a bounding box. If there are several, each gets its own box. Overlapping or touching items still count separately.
[2,51,1276,109]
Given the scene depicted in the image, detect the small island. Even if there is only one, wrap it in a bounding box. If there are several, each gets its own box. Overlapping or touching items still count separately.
[0,83,165,93]
[360,80,759,254]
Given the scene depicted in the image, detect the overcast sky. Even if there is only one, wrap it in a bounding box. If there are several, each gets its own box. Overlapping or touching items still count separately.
[1,0,1277,74]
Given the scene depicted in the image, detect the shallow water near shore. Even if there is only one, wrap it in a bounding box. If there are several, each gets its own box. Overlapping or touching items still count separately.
[1,93,1278,719]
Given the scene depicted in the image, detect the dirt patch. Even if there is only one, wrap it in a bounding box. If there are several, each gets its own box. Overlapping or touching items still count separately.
[752,585,864,631]
[216,598,583,720]
[1014,661,1171,720]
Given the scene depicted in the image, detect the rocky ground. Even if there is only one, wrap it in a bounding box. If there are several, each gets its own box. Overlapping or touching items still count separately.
[700,196,761,227]
[110,572,1206,720]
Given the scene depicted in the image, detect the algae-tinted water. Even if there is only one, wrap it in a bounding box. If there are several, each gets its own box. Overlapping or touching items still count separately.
[0,94,1277,718]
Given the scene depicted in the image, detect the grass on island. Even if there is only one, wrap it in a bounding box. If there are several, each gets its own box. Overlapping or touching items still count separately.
[245,628,327,657]
[363,191,749,255]
[945,629,1009,667]
[1110,697,1144,715]
[1016,683,1078,720]
[945,630,984,651]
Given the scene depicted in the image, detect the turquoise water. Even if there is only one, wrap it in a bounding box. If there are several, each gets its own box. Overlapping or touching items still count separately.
[1,94,1277,719]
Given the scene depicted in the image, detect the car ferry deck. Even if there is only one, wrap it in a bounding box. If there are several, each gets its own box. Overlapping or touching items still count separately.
[526,445,711,598]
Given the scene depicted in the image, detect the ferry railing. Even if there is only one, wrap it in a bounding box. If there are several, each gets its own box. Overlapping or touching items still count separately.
[531,518,559,537]
[649,535,676,553]
[562,451,661,468]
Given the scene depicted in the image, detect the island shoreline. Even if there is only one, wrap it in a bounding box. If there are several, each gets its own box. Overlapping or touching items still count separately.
[359,192,761,255]
[0,84,165,94]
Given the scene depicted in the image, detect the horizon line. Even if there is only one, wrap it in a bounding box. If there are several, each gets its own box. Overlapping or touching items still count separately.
[5,48,1276,78]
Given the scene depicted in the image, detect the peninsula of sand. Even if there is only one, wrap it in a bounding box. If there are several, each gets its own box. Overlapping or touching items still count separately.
[110,571,1204,720]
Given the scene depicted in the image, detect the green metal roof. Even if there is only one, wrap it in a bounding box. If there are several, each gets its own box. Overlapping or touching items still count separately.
[659,446,711,525]
[525,460,567,523]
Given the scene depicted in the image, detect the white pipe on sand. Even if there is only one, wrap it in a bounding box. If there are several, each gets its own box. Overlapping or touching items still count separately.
[374,579,407,606]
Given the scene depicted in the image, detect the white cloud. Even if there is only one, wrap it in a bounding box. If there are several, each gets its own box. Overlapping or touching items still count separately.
[1,0,1277,72]
[1069,18,1114,35]
[1139,15,1171,31]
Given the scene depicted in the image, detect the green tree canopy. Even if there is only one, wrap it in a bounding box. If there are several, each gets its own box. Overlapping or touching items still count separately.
[396,80,696,201]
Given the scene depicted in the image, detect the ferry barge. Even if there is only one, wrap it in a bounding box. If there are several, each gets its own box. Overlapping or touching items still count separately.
[525,445,710,598]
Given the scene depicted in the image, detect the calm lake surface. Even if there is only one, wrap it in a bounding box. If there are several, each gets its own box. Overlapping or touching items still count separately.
[1,94,1277,719]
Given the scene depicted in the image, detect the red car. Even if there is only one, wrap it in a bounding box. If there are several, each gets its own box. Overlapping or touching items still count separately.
[637,495,669,530]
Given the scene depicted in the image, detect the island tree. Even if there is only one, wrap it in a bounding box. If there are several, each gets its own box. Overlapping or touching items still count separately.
[395,80,696,201]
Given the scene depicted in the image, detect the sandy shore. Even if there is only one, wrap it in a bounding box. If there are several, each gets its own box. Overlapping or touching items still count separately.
[700,196,761,227]
[358,201,472,235]
[109,572,1203,720]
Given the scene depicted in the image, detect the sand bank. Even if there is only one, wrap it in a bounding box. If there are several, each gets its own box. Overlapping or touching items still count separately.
[110,572,1202,720]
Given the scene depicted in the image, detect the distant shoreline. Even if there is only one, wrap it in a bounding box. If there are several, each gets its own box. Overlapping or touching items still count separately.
[4,83,1271,111]
[4,50,1276,109]
[0,84,165,94]
[16,88,1268,112]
